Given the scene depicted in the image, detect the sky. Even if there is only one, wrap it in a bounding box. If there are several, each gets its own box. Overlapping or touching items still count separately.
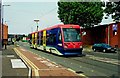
[2,0,114,35]
[3,1,62,35]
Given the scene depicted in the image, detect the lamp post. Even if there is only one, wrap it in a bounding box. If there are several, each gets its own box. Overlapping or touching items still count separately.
[34,19,39,31]
[0,2,2,50]
[1,4,10,48]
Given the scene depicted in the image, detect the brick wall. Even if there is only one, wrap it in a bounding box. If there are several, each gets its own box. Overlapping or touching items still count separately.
[117,22,120,48]
[105,23,120,48]
[82,29,93,45]
[3,24,8,39]
[82,25,107,45]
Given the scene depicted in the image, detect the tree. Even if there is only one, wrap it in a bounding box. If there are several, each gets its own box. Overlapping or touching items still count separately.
[105,1,120,22]
[57,1,104,28]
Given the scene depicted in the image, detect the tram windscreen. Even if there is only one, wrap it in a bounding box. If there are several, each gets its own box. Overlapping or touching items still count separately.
[63,28,81,42]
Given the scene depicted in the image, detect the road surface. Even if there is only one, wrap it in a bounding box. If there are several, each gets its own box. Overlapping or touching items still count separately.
[18,42,120,78]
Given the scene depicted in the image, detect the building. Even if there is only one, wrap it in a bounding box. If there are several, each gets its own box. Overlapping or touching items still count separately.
[2,24,8,48]
[82,22,120,48]
[3,24,8,40]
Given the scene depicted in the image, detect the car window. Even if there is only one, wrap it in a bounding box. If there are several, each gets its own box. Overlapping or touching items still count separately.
[102,44,111,47]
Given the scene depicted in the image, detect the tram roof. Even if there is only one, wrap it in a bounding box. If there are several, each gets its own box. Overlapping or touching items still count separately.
[38,24,80,32]
[30,24,80,34]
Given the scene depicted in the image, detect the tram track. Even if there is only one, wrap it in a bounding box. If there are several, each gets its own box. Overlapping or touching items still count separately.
[83,51,119,60]
[62,57,119,78]
[68,56,119,73]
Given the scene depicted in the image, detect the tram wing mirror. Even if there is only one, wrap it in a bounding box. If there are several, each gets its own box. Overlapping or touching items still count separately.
[82,31,86,36]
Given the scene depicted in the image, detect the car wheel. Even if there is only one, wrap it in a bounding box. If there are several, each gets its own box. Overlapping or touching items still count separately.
[93,48,96,52]
[103,49,106,53]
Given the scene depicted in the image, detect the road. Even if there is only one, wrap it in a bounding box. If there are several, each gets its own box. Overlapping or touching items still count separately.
[18,41,120,78]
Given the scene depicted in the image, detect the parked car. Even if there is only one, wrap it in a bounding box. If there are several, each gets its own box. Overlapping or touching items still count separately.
[92,43,117,52]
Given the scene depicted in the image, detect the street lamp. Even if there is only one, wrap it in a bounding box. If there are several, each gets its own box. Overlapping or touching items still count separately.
[34,19,39,31]
[2,5,10,24]
[1,4,10,48]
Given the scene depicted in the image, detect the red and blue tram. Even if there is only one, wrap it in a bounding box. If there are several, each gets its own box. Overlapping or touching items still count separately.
[29,24,83,56]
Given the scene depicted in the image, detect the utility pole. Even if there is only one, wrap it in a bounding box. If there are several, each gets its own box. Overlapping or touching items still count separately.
[0,2,2,78]
[0,1,2,50]
[108,26,110,45]
[1,4,10,48]
[34,19,39,31]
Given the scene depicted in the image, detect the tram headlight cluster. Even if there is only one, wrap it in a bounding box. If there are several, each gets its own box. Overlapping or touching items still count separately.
[80,46,82,48]
[58,43,62,46]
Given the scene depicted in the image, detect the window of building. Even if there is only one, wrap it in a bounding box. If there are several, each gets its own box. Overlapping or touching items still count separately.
[112,24,117,36]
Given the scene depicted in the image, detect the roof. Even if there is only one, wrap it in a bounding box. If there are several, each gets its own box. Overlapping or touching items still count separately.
[40,24,80,31]
[82,22,120,30]
[29,24,80,34]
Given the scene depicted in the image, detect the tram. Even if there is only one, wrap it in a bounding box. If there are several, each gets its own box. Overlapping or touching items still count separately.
[29,24,83,55]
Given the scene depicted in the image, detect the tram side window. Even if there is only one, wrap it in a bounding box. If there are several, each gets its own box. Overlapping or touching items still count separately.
[49,34,56,44]
[37,33,39,45]
[38,33,41,45]
[40,36,43,45]
[58,33,62,42]
[53,34,56,43]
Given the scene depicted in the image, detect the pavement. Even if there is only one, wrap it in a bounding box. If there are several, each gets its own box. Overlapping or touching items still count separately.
[2,45,29,78]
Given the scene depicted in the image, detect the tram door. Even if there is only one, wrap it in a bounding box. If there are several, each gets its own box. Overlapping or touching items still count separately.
[35,32,38,48]
[43,30,46,50]
[32,33,34,47]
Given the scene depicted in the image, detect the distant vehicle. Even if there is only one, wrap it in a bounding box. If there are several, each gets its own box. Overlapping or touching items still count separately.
[7,38,14,45]
[92,43,117,53]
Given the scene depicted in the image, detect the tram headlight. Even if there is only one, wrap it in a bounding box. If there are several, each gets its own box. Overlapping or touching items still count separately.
[64,45,68,48]
[58,43,62,46]
[80,46,83,48]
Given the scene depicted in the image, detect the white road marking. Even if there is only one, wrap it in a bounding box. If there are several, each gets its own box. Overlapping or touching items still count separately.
[86,55,120,65]
[40,60,56,67]
[6,55,14,57]
[34,57,42,60]
[34,56,62,68]
[91,70,94,72]
[20,48,27,52]
[80,66,82,68]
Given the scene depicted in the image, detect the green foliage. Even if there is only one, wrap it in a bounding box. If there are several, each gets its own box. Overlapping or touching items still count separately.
[57,1,104,28]
[105,1,120,22]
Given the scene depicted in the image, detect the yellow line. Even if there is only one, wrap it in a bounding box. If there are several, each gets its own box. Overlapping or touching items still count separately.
[14,48,38,69]
[14,48,40,78]
[34,70,39,77]
[79,74,88,78]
